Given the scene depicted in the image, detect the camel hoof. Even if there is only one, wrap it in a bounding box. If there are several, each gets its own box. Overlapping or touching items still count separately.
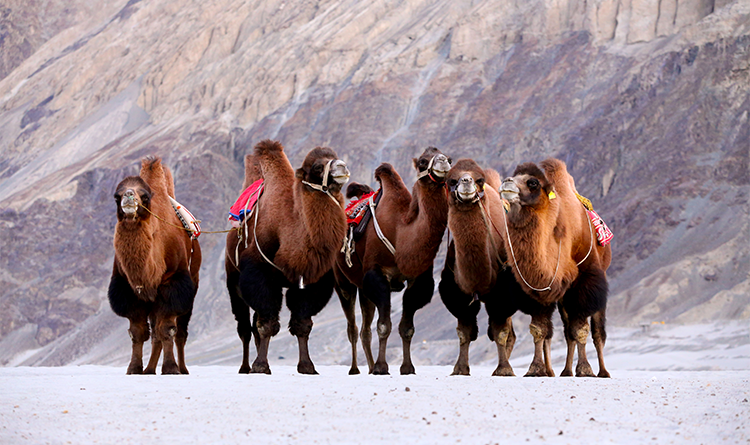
[161,364,180,375]
[560,368,574,377]
[492,367,515,377]
[126,364,143,375]
[238,364,251,374]
[451,365,470,376]
[143,367,156,375]
[598,369,611,378]
[297,362,318,375]
[251,363,272,374]
[348,367,360,375]
[576,363,595,377]
[524,364,550,377]
[400,363,416,375]
[179,367,189,375]
[372,362,390,375]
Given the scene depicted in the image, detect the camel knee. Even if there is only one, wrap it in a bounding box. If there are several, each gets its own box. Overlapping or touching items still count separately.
[495,325,511,345]
[128,325,149,343]
[399,320,415,341]
[377,321,390,339]
[529,323,546,343]
[576,323,590,344]
[289,318,313,338]
[257,318,280,338]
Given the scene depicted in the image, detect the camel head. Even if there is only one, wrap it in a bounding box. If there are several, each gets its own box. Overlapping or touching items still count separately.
[500,162,554,210]
[414,147,452,183]
[446,159,486,207]
[296,146,350,194]
[114,176,152,222]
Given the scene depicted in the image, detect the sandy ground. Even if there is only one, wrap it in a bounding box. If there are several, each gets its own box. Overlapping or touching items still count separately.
[1,365,748,444]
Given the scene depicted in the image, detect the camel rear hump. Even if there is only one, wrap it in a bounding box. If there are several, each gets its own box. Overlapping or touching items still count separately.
[484,168,503,190]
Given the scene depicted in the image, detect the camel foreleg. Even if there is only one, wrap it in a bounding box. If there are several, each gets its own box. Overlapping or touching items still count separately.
[335,276,361,375]
[359,293,376,373]
[591,309,610,378]
[126,318,149,375]
[525,312,554,377]
[175,313,190,375]
[362,270,392,375]
[228,270,253,374]
[144,313,161,374]
[399,268,435,375]
[488,317,515,376]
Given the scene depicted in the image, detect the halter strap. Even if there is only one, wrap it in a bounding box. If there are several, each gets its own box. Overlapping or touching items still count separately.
[301,159,342,206]
[416,154,448,184]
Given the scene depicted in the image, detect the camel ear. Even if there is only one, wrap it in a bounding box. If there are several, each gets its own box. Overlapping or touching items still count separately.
[413,158,419,169]
[295,167,305,179]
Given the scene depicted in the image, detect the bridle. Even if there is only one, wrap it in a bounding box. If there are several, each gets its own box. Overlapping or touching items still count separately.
[416,154,449,184]
[301,159,343,206]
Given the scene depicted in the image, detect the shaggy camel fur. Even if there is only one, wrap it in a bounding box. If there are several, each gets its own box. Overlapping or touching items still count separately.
[109,157,201,375]
[335,147,451,375]
[226,140,349,375]
[500,159,612,377]
[439,159,557,377]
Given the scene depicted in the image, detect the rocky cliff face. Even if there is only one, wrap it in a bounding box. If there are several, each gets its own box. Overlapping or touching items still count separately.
[0,0,747,367]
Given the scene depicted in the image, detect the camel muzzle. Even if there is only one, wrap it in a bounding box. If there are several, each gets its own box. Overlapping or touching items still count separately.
[330,160,350,185]
[430,154,451,179]
[456,175,478,202]
[120,190,139,214]
[500,179,520,202]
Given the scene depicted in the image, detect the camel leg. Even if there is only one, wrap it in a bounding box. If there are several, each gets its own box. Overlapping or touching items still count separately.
[489,317,515,376]
[543,338,555,377]
[591,309,610,378]
[362,270,391,375]
[251,315,280,374]
[574,320,595,377]
[335,275,360,375]
[505,318,516,358]
[525,312,553,377]
[126,317,149,375]
[359,294,376,373]
[144,313,161,374]
[228,270,253,374]
[175,312,190,375]
[399,268,434,375]
[558,304,575,376]
[155,313,180,375]
[286,271,334,375]
[452,318,477,376]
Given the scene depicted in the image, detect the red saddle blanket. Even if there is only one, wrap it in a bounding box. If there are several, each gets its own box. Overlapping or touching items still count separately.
[345,190,377,226]
[228,179,264,222]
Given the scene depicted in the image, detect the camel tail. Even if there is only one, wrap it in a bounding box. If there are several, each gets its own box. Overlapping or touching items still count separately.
[346,182,373,199]
[539,158,572,196]
[140,156,169,197]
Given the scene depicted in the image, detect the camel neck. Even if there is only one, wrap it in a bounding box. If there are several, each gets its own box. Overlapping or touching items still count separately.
[448,204,498,295]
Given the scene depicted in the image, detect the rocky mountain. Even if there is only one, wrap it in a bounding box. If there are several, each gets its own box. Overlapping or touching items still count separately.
[0,0,747,368]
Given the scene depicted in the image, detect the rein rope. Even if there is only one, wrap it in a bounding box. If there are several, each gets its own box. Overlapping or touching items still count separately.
[503,210,562,293]
[140,203,236,234]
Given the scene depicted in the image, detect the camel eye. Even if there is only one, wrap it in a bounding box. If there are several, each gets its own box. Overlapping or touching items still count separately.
[419,159,428,167]
[527,178,540,190]
[476,178,485,188]
[448,178,458,187]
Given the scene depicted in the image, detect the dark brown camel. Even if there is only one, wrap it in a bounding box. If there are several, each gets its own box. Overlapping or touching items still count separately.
[500,158,612,377]
[439,159,556,377]
[226,140,349,375]
[108,157,201,375]
[335,147,452,375]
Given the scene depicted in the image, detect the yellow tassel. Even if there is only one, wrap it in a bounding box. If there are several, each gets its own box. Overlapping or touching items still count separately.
[575,192,593,211]
[548,190,556,200]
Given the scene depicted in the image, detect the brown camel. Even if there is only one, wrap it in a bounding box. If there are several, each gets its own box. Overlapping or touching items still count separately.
[108,156,201,375]
[439,158,556,377]
[335,147,452,375]
[226,140,349,375]
[500,158,612,377]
